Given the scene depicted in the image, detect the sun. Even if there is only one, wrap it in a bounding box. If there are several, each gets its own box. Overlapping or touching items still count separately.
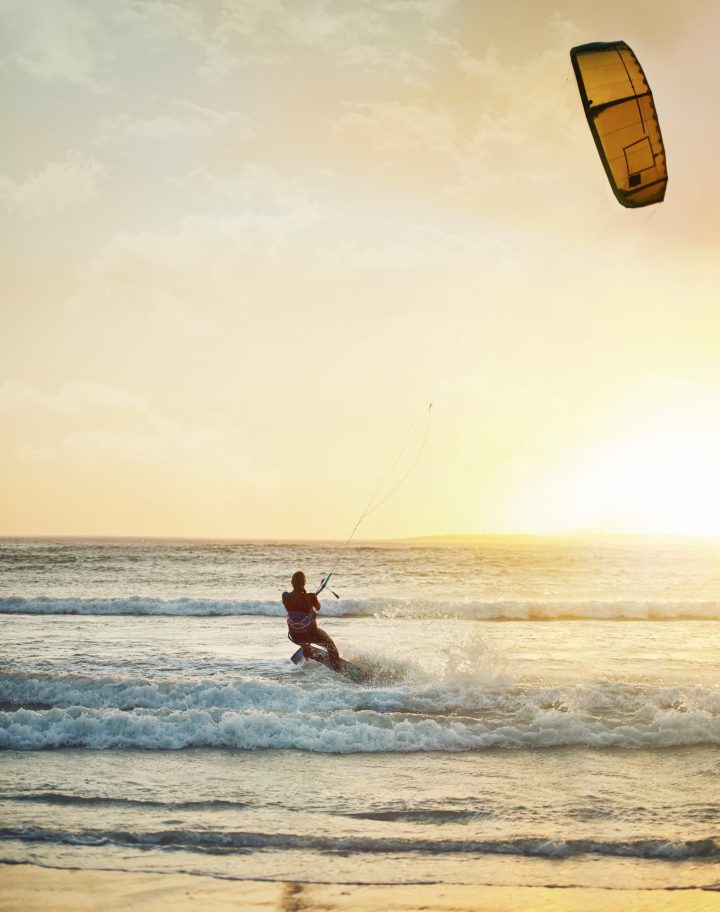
[533,399,720,537]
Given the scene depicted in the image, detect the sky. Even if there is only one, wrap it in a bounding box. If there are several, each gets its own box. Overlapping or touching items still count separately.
[2,0,719,540]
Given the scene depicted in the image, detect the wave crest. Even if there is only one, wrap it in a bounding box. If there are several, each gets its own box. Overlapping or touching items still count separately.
[4,595,720,620]
[2,826,718,860]
[1,697,719,752]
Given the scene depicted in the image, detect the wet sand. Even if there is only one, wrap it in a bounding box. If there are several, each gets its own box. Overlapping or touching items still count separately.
[1,865,718,912]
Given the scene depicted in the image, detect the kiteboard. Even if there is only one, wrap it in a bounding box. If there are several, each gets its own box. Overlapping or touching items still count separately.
[290,646,366,683]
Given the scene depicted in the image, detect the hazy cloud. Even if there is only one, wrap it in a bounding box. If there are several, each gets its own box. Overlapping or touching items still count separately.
[0,0,113,91]
[68,201,327,326]
[0,378,273,487]
[0,153,106,219]
[99,99,255,144]
[336,101,458,158]
[115,0,207,46]
[319,222,489,276]
[209,0,455,85]
[332,17,584,204]
[171,163,330,219]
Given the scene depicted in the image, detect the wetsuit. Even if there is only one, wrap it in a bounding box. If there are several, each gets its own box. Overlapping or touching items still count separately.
[282,589,340,670]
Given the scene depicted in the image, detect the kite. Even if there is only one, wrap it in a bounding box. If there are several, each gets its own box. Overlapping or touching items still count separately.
[571,41,668,207]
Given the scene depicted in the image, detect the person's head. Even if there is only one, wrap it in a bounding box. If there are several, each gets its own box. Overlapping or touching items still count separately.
[291,570,306,592]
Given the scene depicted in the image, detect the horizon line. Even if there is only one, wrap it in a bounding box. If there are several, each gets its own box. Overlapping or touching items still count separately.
[2,531,720,544]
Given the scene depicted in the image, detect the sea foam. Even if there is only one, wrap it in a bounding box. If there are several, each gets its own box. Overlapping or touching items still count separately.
[3,595,720,620]
[1,695,718,752]
[2,671,719,719]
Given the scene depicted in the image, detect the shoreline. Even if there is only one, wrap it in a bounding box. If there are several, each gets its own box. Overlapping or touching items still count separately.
[1,865,719,912]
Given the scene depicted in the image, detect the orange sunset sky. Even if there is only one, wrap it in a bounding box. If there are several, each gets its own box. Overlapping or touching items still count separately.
[2,0,719,540]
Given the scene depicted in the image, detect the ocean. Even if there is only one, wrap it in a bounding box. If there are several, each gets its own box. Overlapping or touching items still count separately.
[1,537,719,891]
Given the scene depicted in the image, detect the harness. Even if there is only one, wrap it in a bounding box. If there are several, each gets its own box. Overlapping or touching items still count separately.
[286,610,316,634]
[284,591,317,641]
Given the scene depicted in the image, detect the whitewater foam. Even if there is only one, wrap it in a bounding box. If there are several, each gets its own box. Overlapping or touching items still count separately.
[1,694,718,752]
[3,672,718,719]
[4,595,720,620]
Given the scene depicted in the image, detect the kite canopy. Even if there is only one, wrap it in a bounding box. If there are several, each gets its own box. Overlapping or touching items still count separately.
[571,41,668,208]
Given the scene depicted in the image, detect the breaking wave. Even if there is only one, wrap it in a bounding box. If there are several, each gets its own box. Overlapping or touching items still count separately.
[2,670,719,717]
[1,826,718,861]
[3,595,720,620]
[1,676,718,752]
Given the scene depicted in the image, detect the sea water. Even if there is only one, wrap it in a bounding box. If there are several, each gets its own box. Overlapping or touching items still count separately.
[1,537,719,890]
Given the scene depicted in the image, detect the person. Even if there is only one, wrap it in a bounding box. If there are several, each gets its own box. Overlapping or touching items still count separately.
[282,570,340,671]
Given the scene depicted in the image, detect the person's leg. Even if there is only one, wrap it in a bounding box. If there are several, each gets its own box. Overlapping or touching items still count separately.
[312,627,340,671]
[289,631,314,660]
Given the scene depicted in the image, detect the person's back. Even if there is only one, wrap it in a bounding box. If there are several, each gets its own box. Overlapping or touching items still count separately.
[282,587,320,616]
[283,570,340,671]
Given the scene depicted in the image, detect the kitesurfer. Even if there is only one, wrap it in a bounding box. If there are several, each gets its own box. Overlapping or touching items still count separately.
[283,570,341,671]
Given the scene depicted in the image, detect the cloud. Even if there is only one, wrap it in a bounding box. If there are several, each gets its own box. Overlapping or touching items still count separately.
[67,199,327,328]
[99,99,255,144]
[0,379,274,488]
[81,161,332,285]
[171,163,328,217]
[335,101,458,158]
[207,0,456,86]
[72,163,489,321]
[115,0,207,45]
[318,222,490,277]
[331,17,585,203]
[110,0,237,81]
[333,100,499,198]
[90,206,323,272]
[0,379,155,432]
[329,39,435,88]
[0,153,106,219]
[0,0,113,92]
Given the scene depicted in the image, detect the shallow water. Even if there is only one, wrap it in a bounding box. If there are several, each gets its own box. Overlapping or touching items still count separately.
[1,538,719,889]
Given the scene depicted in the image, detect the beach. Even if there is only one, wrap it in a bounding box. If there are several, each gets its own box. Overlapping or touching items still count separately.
[2,865,720,911]
[4,1,720,907]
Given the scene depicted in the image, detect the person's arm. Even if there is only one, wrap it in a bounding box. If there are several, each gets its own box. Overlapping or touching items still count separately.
[309,592,321,613]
